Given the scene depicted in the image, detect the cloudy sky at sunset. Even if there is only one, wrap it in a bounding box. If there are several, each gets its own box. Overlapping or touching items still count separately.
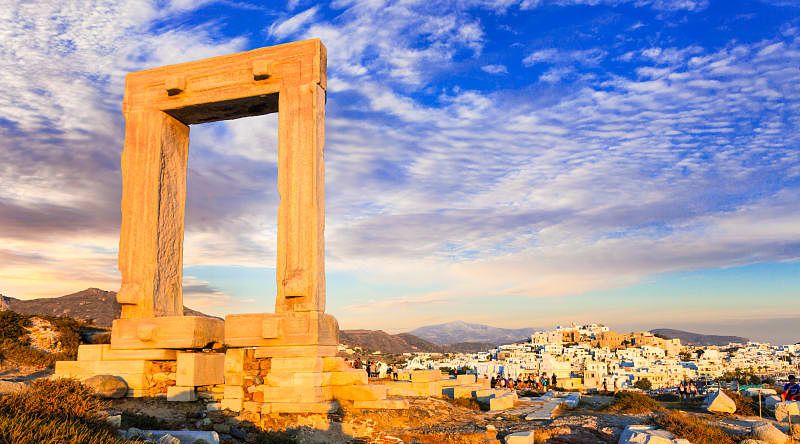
[1,0,798,343]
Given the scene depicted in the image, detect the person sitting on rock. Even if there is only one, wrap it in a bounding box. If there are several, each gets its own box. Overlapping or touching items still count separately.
[782,375,800,401]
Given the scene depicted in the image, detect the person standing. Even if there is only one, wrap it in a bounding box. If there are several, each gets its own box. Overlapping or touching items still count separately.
[551,373,558,388]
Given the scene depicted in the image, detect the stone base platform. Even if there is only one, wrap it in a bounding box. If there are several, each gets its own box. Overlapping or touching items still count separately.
[54,344,181,397]
[220,347,410,417]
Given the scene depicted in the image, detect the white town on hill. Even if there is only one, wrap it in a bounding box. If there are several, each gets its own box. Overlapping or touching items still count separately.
[340,323,800,392]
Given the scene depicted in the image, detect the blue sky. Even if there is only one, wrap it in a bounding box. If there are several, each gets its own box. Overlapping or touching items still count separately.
[1,0,799,343]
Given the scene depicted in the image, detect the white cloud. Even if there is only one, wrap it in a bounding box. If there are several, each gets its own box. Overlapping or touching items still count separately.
[268,6,319,38]
[481,64,509,74]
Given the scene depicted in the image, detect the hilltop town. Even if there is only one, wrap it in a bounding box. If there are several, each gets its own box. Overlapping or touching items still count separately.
[344,323,799,391]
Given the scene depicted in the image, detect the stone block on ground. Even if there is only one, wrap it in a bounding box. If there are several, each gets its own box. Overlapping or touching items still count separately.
[176,352,224,387]
[704,390,736,414]
[618,425,678,444]
[167,386,197,402]
[456,374,477,385]
[410,370,445,382]
[505,431,534,444]
[489,393,516,411]
[84,375,128,398]
[110,316,224,350]
[385,380,440,397]
[443,384,482,399]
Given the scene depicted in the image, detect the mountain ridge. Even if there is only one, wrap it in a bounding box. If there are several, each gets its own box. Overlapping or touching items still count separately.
[650,328,749,346]
[0,288,214,327]
[410,320,537,346]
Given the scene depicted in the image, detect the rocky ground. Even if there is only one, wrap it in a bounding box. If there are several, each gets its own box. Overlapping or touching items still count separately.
[99,392,796,444]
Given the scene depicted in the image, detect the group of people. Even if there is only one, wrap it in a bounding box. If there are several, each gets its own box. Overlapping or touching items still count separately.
[346,358,398,379]
[490,372,557,391]
[677,380,699,399]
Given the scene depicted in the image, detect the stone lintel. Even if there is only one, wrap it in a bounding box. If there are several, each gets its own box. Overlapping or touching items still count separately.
[224,312,338,347]
[110,316,224,350]
[123,39,326,120]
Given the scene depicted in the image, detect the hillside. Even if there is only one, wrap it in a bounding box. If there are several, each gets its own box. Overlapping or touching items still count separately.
[0,288,212,327]
[650,328,749,346]
[410,320,537,346]
[338,329,441,354]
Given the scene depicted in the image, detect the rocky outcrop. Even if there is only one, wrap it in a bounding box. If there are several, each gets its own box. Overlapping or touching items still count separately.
[751,422,789,444]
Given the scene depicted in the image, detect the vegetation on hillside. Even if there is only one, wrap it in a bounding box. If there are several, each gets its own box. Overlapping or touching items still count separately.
[0,309,84,367]
[0,379,126,444]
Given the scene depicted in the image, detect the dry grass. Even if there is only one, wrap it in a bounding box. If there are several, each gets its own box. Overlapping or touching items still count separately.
[654,411,737,444]
[604,391,666,415]
[0,378,126,444]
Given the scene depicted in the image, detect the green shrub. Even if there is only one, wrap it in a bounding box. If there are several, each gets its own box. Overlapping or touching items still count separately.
[604,391,665,415]
[0,379,126,444]
[0,310,31,342]
[634,378,653,391]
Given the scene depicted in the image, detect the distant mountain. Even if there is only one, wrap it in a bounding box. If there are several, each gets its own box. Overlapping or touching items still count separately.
[650,328,749,346]
[0,288,213,327]
[338,329,441,354]
[409,321,537,346]
[447,342,497,353]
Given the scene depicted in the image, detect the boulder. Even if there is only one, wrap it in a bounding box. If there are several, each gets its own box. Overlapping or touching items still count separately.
[751,422,789,444]
[84,375,128,398]
[618,425,679,444]
[765,396,782,411]
[774,401,800,423]
[704,390,736,414]
[0,380,26,395]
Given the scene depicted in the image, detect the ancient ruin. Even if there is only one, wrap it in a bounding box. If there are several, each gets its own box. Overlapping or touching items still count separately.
[54,40,494,422]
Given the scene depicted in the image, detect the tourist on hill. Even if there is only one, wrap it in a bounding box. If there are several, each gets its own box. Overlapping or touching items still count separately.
[551,373,558,388]
[490,376,497,388]
[602,379,608,392]
[782,375,800,401]
[541,373,549,390]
